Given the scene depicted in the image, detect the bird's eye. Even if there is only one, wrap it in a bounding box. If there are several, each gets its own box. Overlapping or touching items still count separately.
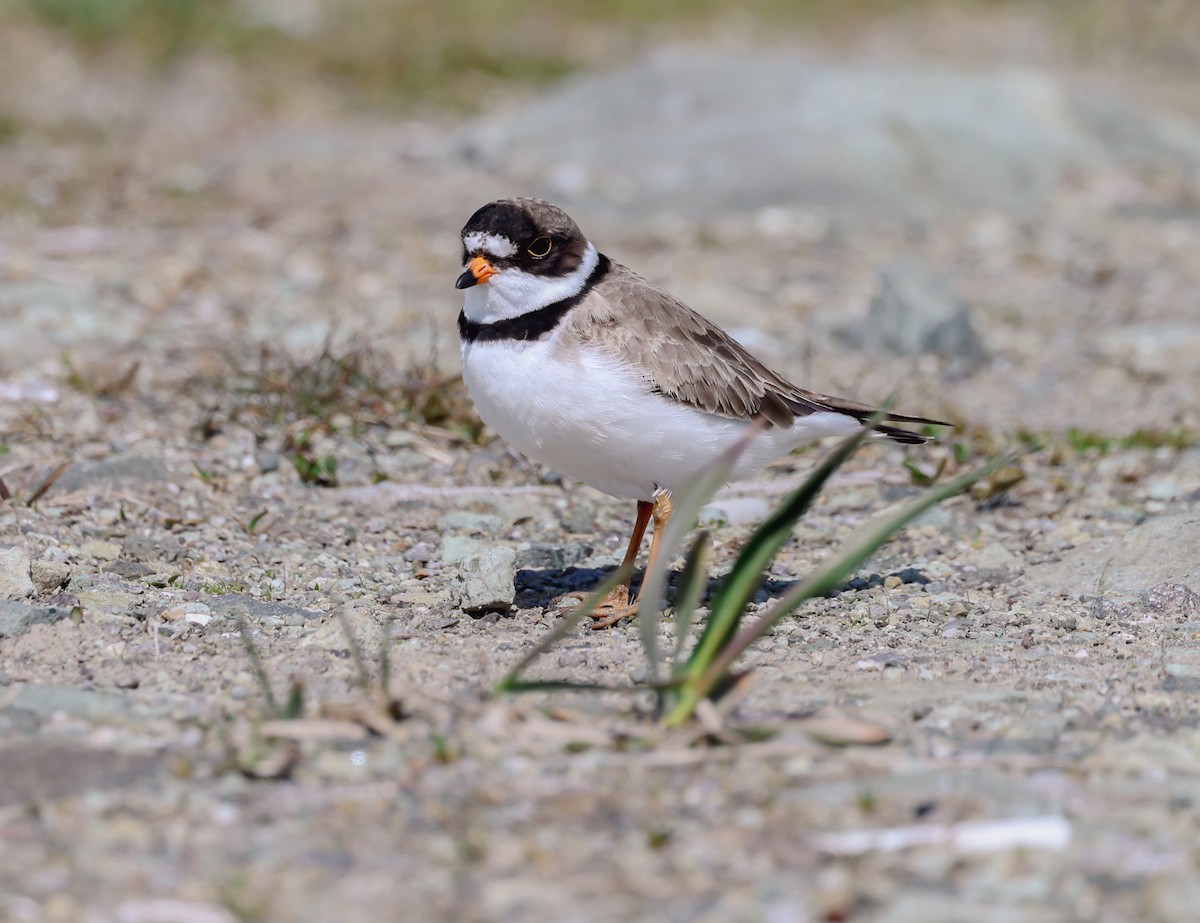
[527,236,552,258]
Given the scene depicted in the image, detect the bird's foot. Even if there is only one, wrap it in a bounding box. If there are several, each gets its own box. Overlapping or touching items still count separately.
[551,586,639,630]
[587,599,640,630]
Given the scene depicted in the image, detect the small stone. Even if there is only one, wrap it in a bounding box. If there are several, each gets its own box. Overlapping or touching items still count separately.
[456,547,517,614]
[883,575,903,590]
[77,585,143,612]
[1052,615,1077,631]
[974,541,1018,574]
[1139,583,1200,620]
[561,506,595,534]
[101,560,155,579]
[404,541,435,564]
[557,648,588,667]
[0,545,35,599]
[699,497,770,528]
[441,535,487,565]
[122,535,184,563]
[0,599,72,638]
[941,617,970,638]
[440,511,503,535]
[30,560,70,593]
[516,543,591,570]
[839,261,987,365]
[303,607,384,653]
[81,540,122,562]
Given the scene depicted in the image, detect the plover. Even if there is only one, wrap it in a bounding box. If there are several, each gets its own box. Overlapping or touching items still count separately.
[456,197,945,626]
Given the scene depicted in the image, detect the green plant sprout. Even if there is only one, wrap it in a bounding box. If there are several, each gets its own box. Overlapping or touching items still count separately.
[497,415,1008,730]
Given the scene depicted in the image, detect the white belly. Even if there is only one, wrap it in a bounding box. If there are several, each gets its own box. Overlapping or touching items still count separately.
[460,335,861,501]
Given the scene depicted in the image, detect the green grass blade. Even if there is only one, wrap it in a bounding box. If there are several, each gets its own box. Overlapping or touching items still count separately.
[685,416,881,679]
[664,455,1007,727]
[635,422,764,690]
[493,562,631,695]
[670,531,713,677]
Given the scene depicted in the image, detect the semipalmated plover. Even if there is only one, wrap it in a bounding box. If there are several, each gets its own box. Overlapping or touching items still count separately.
[456,197,946,627]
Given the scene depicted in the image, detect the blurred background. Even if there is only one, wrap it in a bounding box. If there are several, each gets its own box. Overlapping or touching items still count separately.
[2,0,1199,459]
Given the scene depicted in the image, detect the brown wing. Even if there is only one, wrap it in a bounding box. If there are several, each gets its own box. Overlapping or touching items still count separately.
[569,260,948,444]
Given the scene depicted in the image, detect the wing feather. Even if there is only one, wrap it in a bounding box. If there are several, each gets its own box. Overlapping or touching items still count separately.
[567,261,948,443]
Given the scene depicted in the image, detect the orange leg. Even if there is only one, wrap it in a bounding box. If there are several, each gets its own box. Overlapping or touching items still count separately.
[589,493,673,629]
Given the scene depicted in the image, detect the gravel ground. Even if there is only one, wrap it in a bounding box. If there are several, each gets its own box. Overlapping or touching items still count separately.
[2,14,1200,923]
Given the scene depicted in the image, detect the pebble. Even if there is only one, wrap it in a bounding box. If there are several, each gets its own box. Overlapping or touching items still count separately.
[974,541,1019,574]
[0,599,72,638]
[455,547,517,614]
[557,648,588,667]
[81,539,122,562]
[1140,583,1200,620]
[304,606,385,654]
[0,545,35,598]
[841,261,987,363]
[404,541,435,563]
[77,584,144,613]
[699,496,770,527]
[440,511,503,535]
[441,535,487,565]
[515,542,591,570]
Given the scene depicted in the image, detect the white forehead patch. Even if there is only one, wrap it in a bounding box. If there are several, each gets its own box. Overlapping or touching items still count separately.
[463,231,517,259]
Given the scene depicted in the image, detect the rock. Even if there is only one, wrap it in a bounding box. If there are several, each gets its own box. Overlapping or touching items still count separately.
[1139,583,1200,621]
[1026,512,1200,602]
[80,539,122,562]
[837,262,987,365]
[30,560,70,593]
[516,542,592,570]
[51,455,170,495]
[161,602,212,622]
[303,607,384,653]
[205,594,322,622]
[699,496,771,528]
[455,547,517,614]
[101,560,155,579]
[440,511,504,535]
[1092,323,1200,377]
[441,535,487,565]
[0,280,130,369]
[0,740,161,806]
[122,534,185,563]
[0,600,72,638]
[7,684,129,722]
[0,546,34,599]
[77,583,143,613]
[455,52,1200,221]
[557,648,588,668]
[404,541,435,564]
[560,506,596,534]
[973,542,1020,575]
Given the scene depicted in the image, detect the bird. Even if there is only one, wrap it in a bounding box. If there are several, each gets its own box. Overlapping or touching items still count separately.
[455,197,946,628]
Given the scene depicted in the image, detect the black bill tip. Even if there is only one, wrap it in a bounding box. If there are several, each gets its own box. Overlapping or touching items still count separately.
[455,269,477,290]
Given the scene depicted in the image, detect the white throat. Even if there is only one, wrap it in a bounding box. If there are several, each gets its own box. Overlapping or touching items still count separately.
[462,242,599,325]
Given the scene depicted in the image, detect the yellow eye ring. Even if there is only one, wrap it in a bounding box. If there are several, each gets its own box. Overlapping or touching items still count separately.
[527,236,552,258]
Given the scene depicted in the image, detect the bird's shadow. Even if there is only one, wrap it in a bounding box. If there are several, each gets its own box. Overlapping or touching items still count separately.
[515,566,928,610]
[515,567,800,610]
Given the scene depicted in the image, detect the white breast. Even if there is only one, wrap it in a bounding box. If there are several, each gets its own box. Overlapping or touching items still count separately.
[460,331,863,501]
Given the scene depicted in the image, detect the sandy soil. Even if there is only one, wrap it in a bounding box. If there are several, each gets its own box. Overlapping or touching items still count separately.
[2,14,1200,923]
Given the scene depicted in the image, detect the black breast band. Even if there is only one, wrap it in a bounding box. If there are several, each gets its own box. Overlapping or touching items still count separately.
[458,255,610,344]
